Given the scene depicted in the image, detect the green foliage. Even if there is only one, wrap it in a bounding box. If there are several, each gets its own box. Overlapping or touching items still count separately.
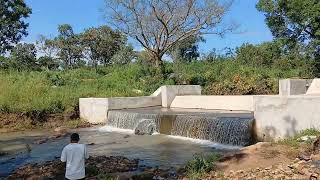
[55,24,84,69]
[257,0,320,69]
[186,153,220,180]
[171,61,310,95]
[9,43,38,71]
[82,26,128,67]
[0,0,32,54]
[278,129,320,148]
[169,35,204,63]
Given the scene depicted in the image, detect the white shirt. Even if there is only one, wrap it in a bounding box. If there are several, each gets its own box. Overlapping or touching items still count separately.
[61,143,89,180]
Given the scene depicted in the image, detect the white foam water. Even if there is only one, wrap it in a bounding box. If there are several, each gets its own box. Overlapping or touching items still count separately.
[166,135,242,150]
[99,126,134,134]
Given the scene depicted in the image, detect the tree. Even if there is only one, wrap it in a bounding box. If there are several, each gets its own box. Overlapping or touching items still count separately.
[36,35,58,59]
[81,26,126,67]
[105,0,234,71]
[111,44,136,65]
[10,43,38,71]
[257,0,320,58]
[169,35,203,63]
[0,0,32,54]
[55,24,83,69]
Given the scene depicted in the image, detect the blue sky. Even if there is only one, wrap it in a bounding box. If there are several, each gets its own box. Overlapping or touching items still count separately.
[24,0,273,53]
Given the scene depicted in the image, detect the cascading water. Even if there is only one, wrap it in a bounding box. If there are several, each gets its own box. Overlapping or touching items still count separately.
[106,108,255,146]
[107,110,161,133]
[171,115,254,146]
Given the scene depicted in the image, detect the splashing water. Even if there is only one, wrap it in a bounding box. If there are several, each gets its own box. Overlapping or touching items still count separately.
[106,108,254,146]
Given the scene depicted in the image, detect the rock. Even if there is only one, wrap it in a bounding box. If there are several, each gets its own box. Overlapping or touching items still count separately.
[123,135,130,138]
[298,154,311,161]
[134,119,157,135]
[87,143,95,146]
[310,154,320,161]
[35,138,48,144]
[298,135,317,142]
[310,173,319,180]
[54,127,68,133]
[313,136,320,151]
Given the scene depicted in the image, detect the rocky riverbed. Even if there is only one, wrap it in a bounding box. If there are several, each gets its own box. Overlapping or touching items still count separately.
[6,156,139,180]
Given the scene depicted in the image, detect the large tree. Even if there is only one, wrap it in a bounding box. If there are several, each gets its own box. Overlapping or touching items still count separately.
[54,24,84,69]
[81,26,126,67]
[105,0,233,70]
[257,0,320,58]
[0,0,32,54]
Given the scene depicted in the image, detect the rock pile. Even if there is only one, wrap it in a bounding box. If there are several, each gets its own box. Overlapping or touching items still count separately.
[204,155,320,180]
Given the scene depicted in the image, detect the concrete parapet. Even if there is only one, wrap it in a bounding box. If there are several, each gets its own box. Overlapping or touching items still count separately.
[279,79,312,96]
[170,95,254,111]
[161,85,201,108]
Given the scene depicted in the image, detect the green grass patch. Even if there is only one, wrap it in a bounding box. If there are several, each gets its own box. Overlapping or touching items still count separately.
[186,152,220,180]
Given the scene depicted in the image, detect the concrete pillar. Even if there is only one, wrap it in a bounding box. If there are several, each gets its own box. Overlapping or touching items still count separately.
[279,79,312,96]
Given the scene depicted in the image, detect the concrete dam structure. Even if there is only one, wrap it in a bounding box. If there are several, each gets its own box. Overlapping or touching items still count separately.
[79,78,320,145]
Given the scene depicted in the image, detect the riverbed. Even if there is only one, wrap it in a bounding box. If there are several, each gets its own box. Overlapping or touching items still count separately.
[0,127,239,178]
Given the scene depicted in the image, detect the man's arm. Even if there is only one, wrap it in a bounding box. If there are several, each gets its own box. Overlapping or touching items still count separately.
[84,145,89,159]
[61,147,67,162]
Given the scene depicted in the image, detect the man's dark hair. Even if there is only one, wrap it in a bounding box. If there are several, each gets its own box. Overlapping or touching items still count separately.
[70,133,80,142]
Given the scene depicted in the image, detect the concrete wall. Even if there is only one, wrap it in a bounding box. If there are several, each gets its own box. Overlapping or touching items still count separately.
[279,79,312,96]
[253,95,320,141]
[306,78,320,95]
[108,96,161,110]
[79,98,109,124]
[170,95,254,111]
[161,85,201,108]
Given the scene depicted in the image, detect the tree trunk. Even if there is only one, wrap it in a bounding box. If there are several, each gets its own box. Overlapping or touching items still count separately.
[152,53,165,75]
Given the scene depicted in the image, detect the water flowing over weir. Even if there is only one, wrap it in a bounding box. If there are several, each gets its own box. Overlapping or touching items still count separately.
[106,107,255,146]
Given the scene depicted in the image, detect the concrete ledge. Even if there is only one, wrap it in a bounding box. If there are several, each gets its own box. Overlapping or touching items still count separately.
[170,95,254,111]
[254,95,320,140]
[108,96,161,110]
[161,85,201,108]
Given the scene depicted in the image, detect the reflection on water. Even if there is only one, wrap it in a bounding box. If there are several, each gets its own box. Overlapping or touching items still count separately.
[0,127,238,177]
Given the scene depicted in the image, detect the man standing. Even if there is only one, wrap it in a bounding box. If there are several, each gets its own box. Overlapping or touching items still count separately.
[61,133,89,180]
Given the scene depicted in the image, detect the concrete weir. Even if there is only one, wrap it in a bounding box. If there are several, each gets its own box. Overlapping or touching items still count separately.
[79,79,320,144]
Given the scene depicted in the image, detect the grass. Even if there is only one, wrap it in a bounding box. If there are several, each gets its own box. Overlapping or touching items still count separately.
[278,129,320,148]
[186,152,220,180]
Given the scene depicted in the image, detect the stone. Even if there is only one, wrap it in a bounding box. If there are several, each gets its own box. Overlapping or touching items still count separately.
[297,135,317,142]
[35,138,48,144]
[313,137,320,151]
[123,135,130,138]
[298,154,311,161]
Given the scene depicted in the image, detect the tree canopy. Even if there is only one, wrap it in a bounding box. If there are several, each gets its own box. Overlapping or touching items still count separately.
[0,0,32,54]
[257,0,320,57]
[105,0,234,70]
